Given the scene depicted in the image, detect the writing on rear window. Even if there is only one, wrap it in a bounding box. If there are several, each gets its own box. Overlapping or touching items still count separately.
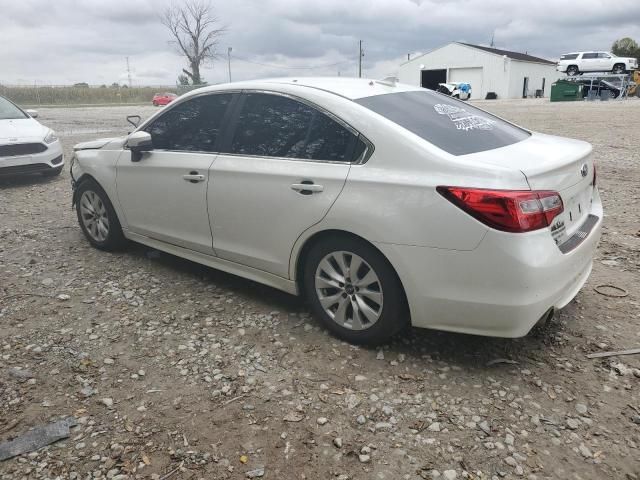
[355,90,530,156]
[434,104,495,132]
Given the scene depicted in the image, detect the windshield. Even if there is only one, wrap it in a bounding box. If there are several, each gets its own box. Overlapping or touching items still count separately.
[0,96,28,120]
[356,90,530,156]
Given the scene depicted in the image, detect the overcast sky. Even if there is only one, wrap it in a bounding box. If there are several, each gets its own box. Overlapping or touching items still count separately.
[1,0,639,86]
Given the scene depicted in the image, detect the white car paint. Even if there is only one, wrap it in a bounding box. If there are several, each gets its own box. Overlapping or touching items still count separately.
[71,78,602,339]
[0,96,63,175]
[557,51,638,75]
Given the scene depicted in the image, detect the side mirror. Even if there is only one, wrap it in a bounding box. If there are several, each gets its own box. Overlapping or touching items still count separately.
[126,131,153,162]
[25,109,38,118]
[127,115,141,128]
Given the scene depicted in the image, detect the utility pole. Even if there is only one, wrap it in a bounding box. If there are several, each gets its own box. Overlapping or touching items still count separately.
[125,56,132,87]
[227,47,232,83]
[407,53,411,61]
[358,40,364,78]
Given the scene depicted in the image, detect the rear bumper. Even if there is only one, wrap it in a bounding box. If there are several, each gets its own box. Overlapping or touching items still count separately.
[377,190,602,338]
[0,141,63,175]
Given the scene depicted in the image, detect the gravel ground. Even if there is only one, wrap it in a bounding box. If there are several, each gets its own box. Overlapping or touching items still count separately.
[0,99,639,480]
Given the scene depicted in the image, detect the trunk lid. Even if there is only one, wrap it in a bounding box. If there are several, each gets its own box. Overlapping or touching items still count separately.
[468,133,596,244]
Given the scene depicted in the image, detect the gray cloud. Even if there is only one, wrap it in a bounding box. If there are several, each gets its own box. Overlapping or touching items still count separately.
[1,0,638,85]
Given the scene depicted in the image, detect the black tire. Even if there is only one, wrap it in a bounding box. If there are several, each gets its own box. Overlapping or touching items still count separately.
[42,166,62,177]
[612,63,626,74]
[75,178,127,251]
[566,65,579,76]
[153,101,159,106]
[303,236,409,345]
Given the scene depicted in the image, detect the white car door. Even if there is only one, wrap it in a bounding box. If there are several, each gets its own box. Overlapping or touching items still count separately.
[116,93,234,254]
[208,92,367,278]
[597,52,613,71]
[580,52,599,72]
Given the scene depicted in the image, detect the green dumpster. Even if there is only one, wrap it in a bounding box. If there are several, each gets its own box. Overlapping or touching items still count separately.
[550,80,583,102]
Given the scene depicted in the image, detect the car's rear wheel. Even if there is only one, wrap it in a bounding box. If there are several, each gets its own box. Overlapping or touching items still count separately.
[153,101,159,106]
[566,65,579,76]
[75,179,127,251]
[612,63,626,74]
[303,236,408,345]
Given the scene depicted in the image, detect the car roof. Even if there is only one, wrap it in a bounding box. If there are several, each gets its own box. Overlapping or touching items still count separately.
[186,77,425,101]
[564,51,608,54]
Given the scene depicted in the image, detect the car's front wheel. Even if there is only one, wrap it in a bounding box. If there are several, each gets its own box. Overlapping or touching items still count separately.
[612,63,626,74]
[75,179,127,251]
[303,236,408,345]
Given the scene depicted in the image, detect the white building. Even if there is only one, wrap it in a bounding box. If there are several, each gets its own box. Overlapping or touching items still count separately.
[397,42,558,99]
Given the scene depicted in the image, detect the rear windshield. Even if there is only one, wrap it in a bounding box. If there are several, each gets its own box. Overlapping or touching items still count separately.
[355,90,529,156]
[560,53,579,60]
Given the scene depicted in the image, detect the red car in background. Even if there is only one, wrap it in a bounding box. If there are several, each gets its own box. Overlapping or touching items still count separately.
[152,92,177,106]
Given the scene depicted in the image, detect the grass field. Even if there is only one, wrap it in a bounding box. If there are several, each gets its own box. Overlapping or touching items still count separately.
[0,85,179,106]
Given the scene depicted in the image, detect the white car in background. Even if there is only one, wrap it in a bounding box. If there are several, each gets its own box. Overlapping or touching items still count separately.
[70,78,601,344]
[437,82,472,100]
[0,96,63,177]
[557,51,638,76]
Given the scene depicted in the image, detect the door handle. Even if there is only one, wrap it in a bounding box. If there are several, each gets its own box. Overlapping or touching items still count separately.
[291,183,324,194]
[183,171,205,183]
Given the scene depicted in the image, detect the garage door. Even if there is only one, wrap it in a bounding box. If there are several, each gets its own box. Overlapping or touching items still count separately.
[448,67,483,98]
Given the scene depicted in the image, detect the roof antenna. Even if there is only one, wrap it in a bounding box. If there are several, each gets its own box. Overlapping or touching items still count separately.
[490,31,495,48]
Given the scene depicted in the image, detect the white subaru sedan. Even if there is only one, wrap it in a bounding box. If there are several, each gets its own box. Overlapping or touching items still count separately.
[0,96,63,176]
[70,78,601,344]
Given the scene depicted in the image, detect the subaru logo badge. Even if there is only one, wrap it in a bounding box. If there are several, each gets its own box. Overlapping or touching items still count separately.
[580,164,588,177]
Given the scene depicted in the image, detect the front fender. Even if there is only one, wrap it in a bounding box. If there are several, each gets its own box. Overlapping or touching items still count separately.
[69,146,128,230]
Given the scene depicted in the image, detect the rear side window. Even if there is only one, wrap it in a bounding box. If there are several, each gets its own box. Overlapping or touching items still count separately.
[228,93,364,162]
[145,93,232,152]
[355,90,529,156]
[582,53,598,59]
[560,53,579,60]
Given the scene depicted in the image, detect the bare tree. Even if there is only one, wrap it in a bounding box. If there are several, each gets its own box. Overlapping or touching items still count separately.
[161,0,226,85]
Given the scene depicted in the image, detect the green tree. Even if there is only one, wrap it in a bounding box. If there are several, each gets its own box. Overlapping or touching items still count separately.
[611,37,639,60]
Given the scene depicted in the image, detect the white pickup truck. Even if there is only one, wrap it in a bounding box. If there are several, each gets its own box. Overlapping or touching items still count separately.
[557,51,638,76]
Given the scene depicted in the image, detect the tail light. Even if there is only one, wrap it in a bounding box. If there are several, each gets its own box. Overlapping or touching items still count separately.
[437,186,564,233]
[592,162,597,188]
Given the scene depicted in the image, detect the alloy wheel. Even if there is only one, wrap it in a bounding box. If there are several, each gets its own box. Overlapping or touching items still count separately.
[314,251,383,330]
[79,190,110,242]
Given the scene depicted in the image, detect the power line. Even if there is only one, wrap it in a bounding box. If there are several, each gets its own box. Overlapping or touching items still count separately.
[231,55,354,70]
